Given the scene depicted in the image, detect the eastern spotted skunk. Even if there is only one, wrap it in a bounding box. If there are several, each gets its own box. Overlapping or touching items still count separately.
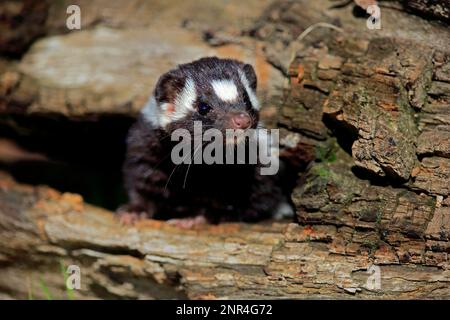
[119,57,293,227]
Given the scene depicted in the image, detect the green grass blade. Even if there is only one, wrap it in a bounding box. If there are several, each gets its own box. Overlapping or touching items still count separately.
[39,277,53,300]
[27,277,34,300]
[60,260,75,300]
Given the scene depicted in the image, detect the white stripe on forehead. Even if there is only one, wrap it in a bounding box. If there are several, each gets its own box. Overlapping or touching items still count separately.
[238,69,259,110]
[211,79,238,102]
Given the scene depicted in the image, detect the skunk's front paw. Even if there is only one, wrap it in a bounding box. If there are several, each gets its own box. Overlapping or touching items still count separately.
[167,215,207,229]
[116,203,154,226]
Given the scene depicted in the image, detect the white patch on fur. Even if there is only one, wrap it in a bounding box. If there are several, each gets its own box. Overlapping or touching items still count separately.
[238,69,259,110]
[143,78,197,128]
[141,78,196,128]
[170,77,197,124]
[211,79,238,102]
[273,200,294,220]
[141,96,160,127]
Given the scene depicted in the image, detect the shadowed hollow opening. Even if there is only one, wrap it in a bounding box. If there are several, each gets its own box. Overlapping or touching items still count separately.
[0,114,135,210]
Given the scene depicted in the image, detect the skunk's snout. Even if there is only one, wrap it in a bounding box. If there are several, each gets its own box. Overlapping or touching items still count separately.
[229,112,252,130]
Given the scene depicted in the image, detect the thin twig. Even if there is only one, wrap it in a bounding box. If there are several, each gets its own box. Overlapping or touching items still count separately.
[289,22,344,73]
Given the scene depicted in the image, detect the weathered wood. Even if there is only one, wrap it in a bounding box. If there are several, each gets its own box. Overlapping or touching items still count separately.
[0,0,278,118]
[0,172,448,299]
[0,0,48,57]
[0,0,449,300]
[403,0,450,21]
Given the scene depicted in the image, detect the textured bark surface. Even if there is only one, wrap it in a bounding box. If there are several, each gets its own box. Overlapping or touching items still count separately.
[403,0,450,21]
[0,0,49,57]
[0,172,449,299]
[0,0,279,117]
[0,0,449,299]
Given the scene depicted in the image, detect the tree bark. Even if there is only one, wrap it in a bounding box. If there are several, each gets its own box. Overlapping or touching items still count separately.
[0,172,448,299]
[0,0,449,299]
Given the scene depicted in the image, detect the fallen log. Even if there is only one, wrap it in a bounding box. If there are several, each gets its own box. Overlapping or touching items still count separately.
[0,172,448,299]
[0,0,449,300]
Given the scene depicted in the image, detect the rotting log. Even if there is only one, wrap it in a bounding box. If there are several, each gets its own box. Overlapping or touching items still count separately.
[0,0,49,57]
[0,172,448,299]
[0,0,449,300]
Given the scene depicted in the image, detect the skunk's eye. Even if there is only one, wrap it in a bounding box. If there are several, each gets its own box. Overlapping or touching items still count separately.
[198,102,211,116]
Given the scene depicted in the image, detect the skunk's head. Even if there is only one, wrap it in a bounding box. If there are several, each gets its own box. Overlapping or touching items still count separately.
[141,57,260,140]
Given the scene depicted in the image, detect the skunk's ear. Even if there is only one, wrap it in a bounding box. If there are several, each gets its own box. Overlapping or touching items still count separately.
[154,71,186,103]
[242,63,257,91]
